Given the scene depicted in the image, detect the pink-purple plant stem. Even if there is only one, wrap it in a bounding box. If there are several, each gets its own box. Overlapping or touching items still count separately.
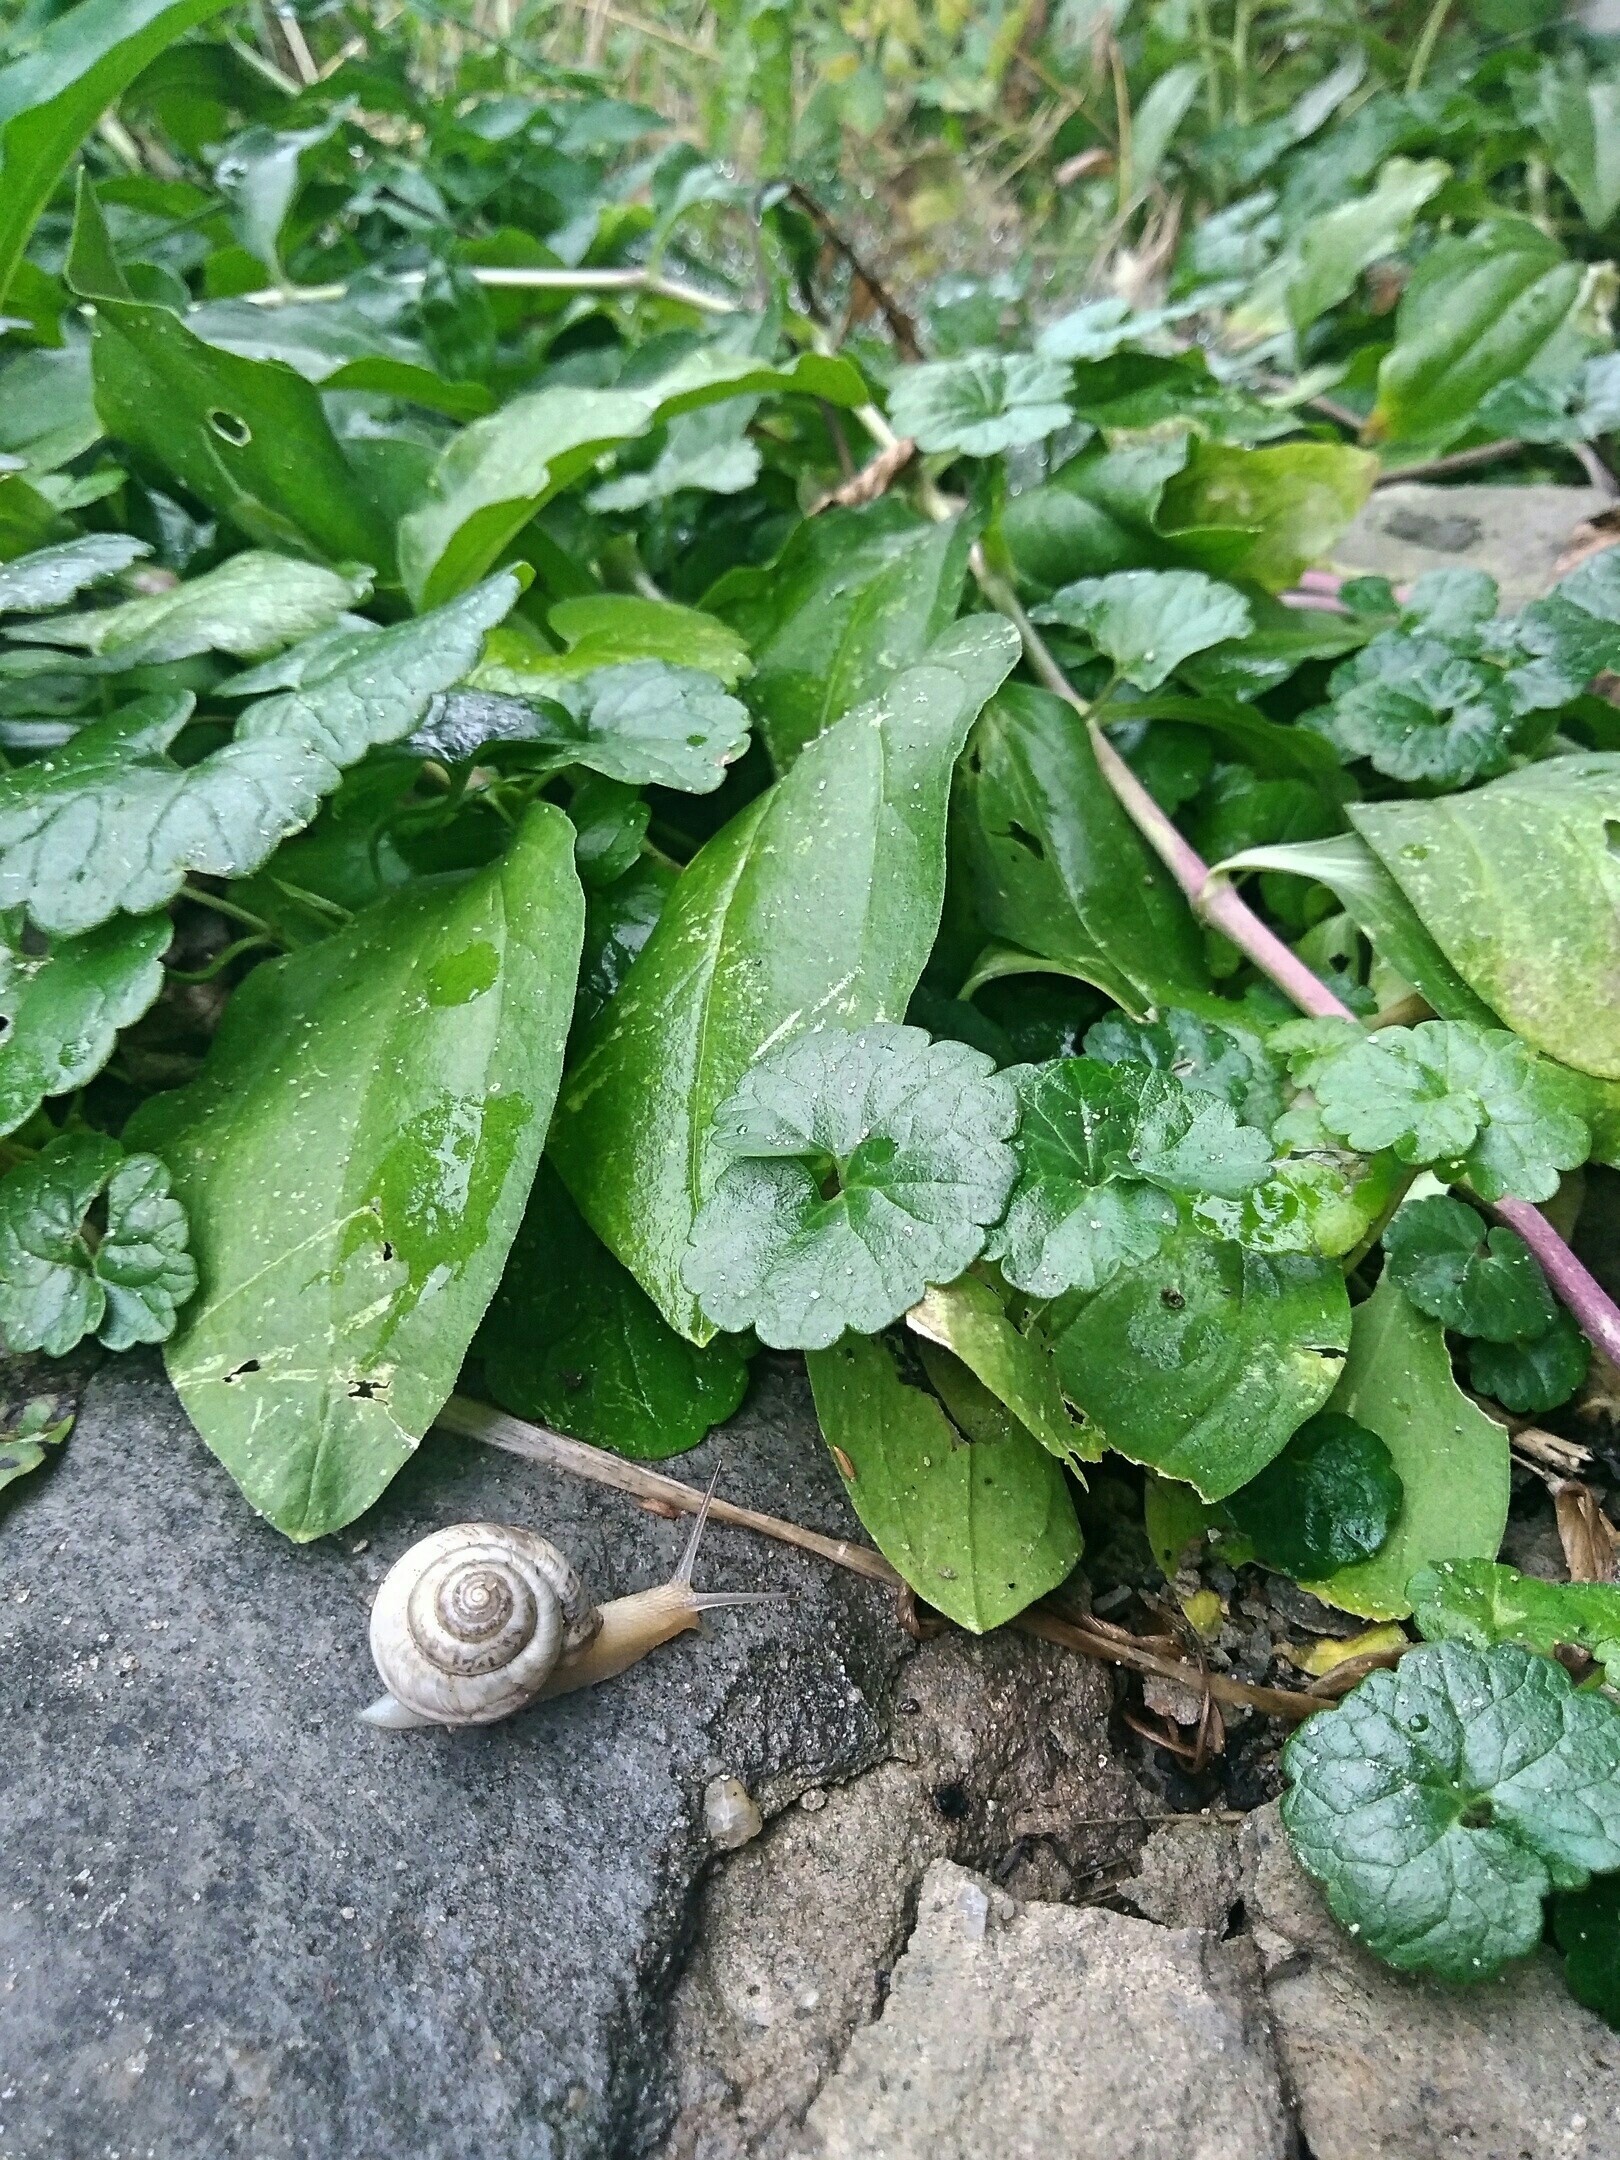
[973,548,1620,1370]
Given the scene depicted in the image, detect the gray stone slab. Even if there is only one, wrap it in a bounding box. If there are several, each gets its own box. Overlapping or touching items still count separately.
[0,1353,905,2160]
[1244,1803,1620,2160]
[799,1859,1294,2160]
[1334,482,1610,611]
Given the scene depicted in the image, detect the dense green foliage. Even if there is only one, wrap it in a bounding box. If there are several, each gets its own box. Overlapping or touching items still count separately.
[3,0,1620,2012]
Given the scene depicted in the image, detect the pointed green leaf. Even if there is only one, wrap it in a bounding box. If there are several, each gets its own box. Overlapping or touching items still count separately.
[905,1273,1101,1467]
[13,550,371,665]
[0,534,149,615]
[398,346,867,609]
[0,910,170,1135]
[1520,59,1620,229]
[550,618,1019,1341]
[127,805,584,1540]
[682,1024,1017,1350]
[1303,1276,1510,1620]
[806,1329,1081,1632]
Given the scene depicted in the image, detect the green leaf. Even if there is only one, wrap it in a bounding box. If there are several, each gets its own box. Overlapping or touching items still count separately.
[0,575,519,937]
[0,0,232,304]
[1284,1018,1589,1203]
[0,534,149,615]
[1353,754,1620,1081]
[0,910,170,1135]
[1046,1222,1352,1500]
[12,551,372,664]
[991,1057,1272,1297]
[1212,834,1500,1028]
[1468,1310,1589,1416]
[0,1395,72,1500]
[1229,156,1449,340]
[588,397,761,511]
[682,1023,1017,1351]
[480,1163,747,1460]
[184,294,495,423]
[953,684,1214,1017]
[904,1272,1099,1467]
[1223,1411,1402,1578]
[705,504,974,770]
[886,351,1075,458]
[1382,1193,1557,1342]
[1281,1641,1620,1982]
[576,854,673,1030]
[1302,1276,1510,1620]
[1033,569,1252,693]
[550,618,1019,1342]
[1553,1878,1620,2029]
[1307,636,1520,788]
[422,663,751,792]
[1083,1005,1285,1131]
[0,1131,195,1355]
[1520,59,1620,230]
[805,1329,1082,1632]
[1369,223,1585,452]
[1410,1558,1620,1688]
[1156,439,1378,594]
[539,593,751,687]
[398,346,867,609]
[126,804,583,1540]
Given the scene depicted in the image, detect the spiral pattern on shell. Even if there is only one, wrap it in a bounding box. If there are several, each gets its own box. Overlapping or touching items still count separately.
[368,1523,600,1727]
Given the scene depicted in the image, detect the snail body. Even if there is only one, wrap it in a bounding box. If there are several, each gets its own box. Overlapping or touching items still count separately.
[360,1476,775,1732]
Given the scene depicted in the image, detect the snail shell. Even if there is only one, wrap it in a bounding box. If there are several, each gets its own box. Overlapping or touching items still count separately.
[367,1522,601,1728]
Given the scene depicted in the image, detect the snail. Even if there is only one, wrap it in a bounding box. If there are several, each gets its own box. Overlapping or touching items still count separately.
[359,1472,779,1731]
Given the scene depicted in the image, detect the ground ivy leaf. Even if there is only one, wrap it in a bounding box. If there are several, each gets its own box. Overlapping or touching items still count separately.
[1303,1276,1510,1620]
[470,593,751,691]
[1411,1558,1620,1688]
[480,1163,746,1461]
[905,1273,1100,1467]
[587,398,760,511]
[0,534,149,615]
[0,1132,195,1356]
[422,662,751,792]
[1308,636,1520,787]
[1084,1004,1285,1131]
[805,1328,1082,1632]
[991,1058,1272,1297]
[1046,1222,1351,1500]
[550,618,1019,1342]
[0,575,519,937]
[887,351,1076,457]
[13,551,372,665]
[1353,754,1620,1082]
[0,1394,73,1498]
[1223,1410,1402,1579]
[0,910,171,1135]
[127,804,583,1540]
[1468,1309,1589,1416]
[682,1024,1017,1351]
[1301,1019,1589,1203]
[1382,1193,1557,1342]
[1281,1641,1620,1982]
[1033,569,1252,692]
[1553,1878,1620,2029]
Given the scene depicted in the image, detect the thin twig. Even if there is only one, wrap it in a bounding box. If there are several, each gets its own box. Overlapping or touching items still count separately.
[784,184,924,360]
[439,1396,1322,1720]
[1376,440,1523,485]
[812,433,917,514]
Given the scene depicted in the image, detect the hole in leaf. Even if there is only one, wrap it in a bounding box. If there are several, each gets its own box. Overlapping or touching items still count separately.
[207,408,252,447]
[381,1240,395,1261]
[347,1377,385,1400]
[1160,1286,1185,1309]
[1006,820,1046,862]
[224,1359,261,1382]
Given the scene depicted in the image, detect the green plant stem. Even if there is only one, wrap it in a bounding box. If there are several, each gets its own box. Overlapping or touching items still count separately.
[1406,0,1452,94]
[1193,0,1223,128]
[1231,0,1259,127]
[236,264,740,315]
[177,883,282,941]
[165,933,276,983]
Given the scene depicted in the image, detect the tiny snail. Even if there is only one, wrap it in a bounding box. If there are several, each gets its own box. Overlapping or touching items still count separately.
[359,1473,779,1731]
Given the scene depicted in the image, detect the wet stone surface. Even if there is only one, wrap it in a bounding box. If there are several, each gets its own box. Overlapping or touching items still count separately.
[0,1352,904,2160]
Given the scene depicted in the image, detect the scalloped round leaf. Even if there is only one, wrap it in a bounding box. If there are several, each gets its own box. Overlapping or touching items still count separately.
[0,911,171,1136]
[1033,569,1252,692]
[0,1132,195,1356]
[1306,1020,1590,1202]
[1382,1193,1557,1342]
[1282,1642,1620,1982]
[1083,1004,1284,1131]
[1308,637,1520,788]
[1468,1307,1589,1415]
[887,351,1075,458]
[1223,1410,1402,1579]
[682,1023,1018,1351]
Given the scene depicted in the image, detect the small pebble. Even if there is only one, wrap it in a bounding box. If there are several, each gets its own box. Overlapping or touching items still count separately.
[703,1775,763,1850]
